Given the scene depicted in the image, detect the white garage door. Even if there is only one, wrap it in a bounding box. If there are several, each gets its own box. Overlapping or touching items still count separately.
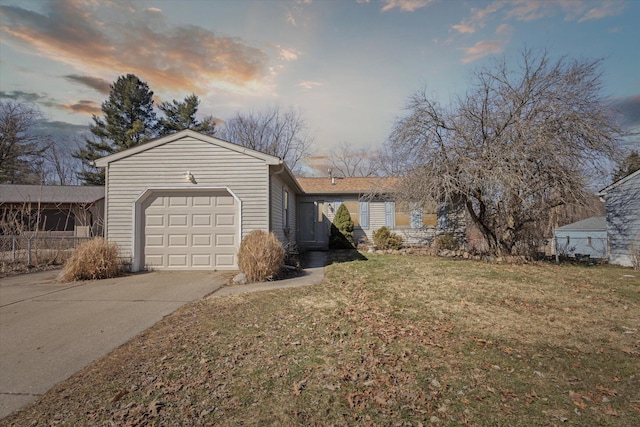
[142,191,238,269]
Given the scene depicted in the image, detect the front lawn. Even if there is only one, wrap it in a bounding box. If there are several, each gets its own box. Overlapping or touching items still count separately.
[3,253,639,426]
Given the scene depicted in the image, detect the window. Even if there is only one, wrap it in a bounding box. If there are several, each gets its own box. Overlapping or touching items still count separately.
[283,190,289,229]
[409,202,437,228]
[359,201,369,229]
[566,236,570,245]
[587,236,592,246]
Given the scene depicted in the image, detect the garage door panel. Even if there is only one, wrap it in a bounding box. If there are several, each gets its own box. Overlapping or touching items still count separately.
[193,196,213,207]
[192,254,212,267]
[169,214,188,226]
[169,196,188,207]
[146,214,164,227]
[168,254,188,267]
[142,191,238,270]
[192,214,211,226]
[145,254,164,266]
[192,234,212,247]
[168,234,188,246]
[215,254,235,267]
[216,214,235,226]
[216,234,235,246]
[146,235,163,247]
[217,196,234,206]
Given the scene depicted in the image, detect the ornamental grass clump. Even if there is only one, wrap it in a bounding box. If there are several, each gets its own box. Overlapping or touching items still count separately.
[60,238,121,282]
[238,230,285,282]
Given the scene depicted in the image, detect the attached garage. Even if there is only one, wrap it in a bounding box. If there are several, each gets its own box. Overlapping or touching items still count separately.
[95,130,301,272]
[136,189,240,270]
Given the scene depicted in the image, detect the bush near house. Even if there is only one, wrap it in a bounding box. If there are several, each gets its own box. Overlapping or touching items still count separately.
[59,238,121,281]
[237,230,285,282]
[329,204,355,249]
[373,226,403,250]
[433,233,460,251]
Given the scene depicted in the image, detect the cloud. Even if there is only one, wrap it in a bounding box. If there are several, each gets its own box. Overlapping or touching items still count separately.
[451,1,504,34]
[459,40,504,63]
[0,90,44,102]
[276,45,300,62]
[62,100,102,115]
[298,81,321,90]
[578,0,625,22]
[0,1,271,95]
[495,23,513,36]
[613,94,640,129]
[380,0,435,13]
[64,75,111,94]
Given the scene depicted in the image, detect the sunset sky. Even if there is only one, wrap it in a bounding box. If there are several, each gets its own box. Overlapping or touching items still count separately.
[1,0,638,156]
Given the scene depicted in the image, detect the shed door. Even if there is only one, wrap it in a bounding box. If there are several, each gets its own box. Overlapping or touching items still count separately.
[142,190,238,270]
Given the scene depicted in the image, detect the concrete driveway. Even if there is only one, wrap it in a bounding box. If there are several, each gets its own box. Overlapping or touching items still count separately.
[0,269,227,419]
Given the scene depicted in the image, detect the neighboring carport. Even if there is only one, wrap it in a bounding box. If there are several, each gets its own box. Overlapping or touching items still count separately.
[0,269,227,419]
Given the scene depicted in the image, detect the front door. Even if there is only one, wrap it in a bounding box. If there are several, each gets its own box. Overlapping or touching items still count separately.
[298,201,328,249]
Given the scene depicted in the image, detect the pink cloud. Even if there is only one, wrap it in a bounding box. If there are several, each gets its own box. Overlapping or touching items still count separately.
[459,40,504,63]
[380,0,435,13]
[0,1,270,95]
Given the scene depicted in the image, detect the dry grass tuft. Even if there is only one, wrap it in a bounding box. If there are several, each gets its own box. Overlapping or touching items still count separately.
[237,230,285,282]
[59,238,121,282]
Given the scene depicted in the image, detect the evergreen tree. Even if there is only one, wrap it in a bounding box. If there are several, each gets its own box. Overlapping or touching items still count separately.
[74,74,157,185]
[158,94,216,136]
[329,203,355,249]
[613,150,640,181]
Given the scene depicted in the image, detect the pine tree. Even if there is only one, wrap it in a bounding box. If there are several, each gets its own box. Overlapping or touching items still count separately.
[74,74,157,185]
[329,203,355,249]
[613,150,640,181]
[158,94,216,136]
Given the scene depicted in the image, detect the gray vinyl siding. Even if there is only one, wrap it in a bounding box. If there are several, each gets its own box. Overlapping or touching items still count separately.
[104,136,270,259]
[604,172,640,267]
[270,174,297,250]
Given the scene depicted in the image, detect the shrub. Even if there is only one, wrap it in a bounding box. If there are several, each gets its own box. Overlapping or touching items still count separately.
[433,233,460,251]
[373,226,403,250]
[238,230,285,282]
[60,238,121,282]
[329,203,355,249]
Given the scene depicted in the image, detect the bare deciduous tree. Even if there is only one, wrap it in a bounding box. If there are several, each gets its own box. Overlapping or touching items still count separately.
[328,142,380,177]
[386,49,624,256]
[218,105,313,174]
[0,101,51,184]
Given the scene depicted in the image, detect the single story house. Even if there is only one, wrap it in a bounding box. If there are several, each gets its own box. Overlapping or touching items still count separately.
[95,130,455,271]
[0,184,104,237]
[597,169,640,267]
[296,176,439,249]
[553,216,607,259]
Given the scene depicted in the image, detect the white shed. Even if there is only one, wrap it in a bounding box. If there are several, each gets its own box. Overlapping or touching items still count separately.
[554,216,607,259]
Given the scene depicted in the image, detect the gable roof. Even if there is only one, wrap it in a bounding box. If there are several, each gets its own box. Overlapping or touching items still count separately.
[0,185,104,204]
[94,129,283,167]
[597,168,640,196]
[296,177,400,194]
[555,216,606,232]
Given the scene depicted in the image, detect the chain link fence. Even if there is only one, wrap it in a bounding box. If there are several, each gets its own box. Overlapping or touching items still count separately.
[0,235,92,274]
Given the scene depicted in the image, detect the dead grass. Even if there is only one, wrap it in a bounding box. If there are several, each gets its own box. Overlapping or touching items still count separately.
[237,230,285,282]
[2,253,639,426]
[58,238,121,282]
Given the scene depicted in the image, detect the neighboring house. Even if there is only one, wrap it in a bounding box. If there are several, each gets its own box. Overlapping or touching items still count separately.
[94,130,302,272]
[94,130,457,271]
[597,169,640,267]
[0,184,104,237]
[553,216,607,259]
[296,176,439,249]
